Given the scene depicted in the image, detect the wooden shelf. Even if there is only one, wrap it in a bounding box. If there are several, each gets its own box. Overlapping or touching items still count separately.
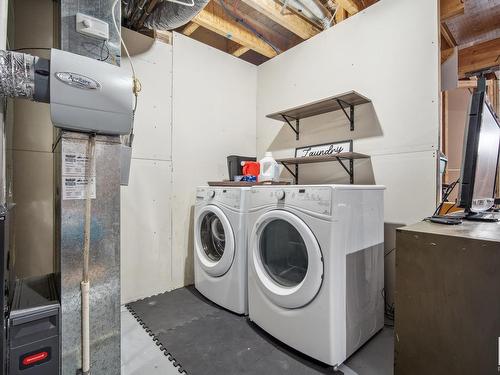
[207,181,290,187]
[266,91,371,139]
[276,152,369,164]
[276,152,370,184]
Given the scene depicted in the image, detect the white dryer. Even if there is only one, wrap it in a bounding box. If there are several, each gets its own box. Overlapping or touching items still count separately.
[247,185,385,367]
[194,186,251,315]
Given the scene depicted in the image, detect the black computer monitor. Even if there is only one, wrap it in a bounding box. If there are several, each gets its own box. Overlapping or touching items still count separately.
[457,79,500,221]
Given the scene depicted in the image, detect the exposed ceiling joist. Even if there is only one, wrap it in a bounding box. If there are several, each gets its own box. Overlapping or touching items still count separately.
[440,0,464,22]
[334,0,361,16]
[239,0,321,39]
[441,47,454,64]
[193,2,277,58]
[229,43,251,57]
[335,6,348,23]
[441,23,457,48]
[183,22,200,36]
[458,37,500,77]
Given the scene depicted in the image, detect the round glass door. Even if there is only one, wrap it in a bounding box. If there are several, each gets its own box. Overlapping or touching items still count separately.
[195,205,235,277]
[200,212,226,261]
[251,210,323,309]
[260,220,308,287]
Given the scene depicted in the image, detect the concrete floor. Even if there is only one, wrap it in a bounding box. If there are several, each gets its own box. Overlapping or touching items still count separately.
[121,306,393,375]
[121,307,179,375]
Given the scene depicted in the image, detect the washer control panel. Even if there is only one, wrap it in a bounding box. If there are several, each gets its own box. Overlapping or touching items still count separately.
[251,187,333,215]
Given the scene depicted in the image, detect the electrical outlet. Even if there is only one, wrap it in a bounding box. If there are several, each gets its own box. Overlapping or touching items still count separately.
[76,13,109,41]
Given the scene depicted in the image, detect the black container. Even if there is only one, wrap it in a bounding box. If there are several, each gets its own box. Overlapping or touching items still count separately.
[227,155,256,181]
[8,274,60,375]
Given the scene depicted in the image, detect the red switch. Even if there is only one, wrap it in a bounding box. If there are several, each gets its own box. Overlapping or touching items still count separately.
[21,351,49,367]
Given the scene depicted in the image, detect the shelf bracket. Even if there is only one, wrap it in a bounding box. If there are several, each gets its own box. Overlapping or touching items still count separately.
[281,163,299,184]
[336,99,355,131]
[335,157,354,184]
[281,114,300,140]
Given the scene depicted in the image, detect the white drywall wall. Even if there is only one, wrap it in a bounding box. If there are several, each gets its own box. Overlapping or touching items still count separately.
[120,30,257,300]
[256,0,440,226]
[171,32,257,289]
[120,28,173,304]
[10,0,54,278]
[442,48,458,91]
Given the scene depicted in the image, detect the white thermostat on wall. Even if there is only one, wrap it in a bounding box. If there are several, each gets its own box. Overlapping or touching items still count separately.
[76,13,109,41]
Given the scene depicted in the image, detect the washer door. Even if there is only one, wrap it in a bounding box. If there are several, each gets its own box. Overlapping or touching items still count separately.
[195,205,235,277]
[251,210,323,309]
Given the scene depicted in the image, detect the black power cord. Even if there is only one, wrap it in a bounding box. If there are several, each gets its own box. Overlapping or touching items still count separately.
[424,178,462,225]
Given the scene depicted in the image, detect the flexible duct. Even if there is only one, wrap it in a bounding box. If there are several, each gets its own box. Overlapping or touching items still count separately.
[123,0,209,30]
[280,0,333,29]
[0,50,36,100]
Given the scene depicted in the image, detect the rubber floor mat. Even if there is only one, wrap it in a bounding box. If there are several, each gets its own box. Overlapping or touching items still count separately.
[126,286,393,375]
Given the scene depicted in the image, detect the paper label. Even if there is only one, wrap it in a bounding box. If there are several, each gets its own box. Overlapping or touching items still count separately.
[62,177,96,200]
[62,141,96,200]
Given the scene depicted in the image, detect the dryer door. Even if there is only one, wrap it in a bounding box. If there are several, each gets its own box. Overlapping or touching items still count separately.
[250,210,323,309]
[195,205,235,277]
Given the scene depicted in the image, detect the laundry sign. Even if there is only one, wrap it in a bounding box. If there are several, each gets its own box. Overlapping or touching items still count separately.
[295,140,352,158]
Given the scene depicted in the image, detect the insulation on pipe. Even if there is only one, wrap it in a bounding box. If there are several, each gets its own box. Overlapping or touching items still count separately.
[0,50,36,100]
[123,0,209,30]
[280,0,333,29]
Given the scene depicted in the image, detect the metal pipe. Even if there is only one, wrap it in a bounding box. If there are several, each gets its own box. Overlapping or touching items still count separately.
[279,0,333,29]
[123,0,209,30]
[0,50,36,100]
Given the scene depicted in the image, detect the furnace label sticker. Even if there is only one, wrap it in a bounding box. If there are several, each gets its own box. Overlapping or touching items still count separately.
[62,141,96,200]
[62,141,96,177]
[62,177,96,200]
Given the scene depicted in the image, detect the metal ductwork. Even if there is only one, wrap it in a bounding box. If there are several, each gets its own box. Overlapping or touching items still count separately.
[0,50,51,103]
[124,0,209,31]
[0,51,36,100]
[279,0,333,29]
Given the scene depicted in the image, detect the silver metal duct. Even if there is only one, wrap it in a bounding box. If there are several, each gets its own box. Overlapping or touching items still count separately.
[124,0,209,30]
[0,50,36,100]
[280,0,333,29]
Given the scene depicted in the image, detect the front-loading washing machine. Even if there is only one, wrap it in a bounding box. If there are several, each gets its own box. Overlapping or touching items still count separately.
[247,185,385,367]
[194,186,251,315]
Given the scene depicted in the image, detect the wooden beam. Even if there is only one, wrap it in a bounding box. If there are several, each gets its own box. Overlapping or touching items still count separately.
[240,0,321,39]
[440,0,464,21]
[193,2,277,58]
[335,6,348,23]
[458,38,500,77]
[441,48,454,64]
[183,22,200,36]
[440,23,456,48]
[457,79,494,89]
[229,44,250,57]
[335,0,361,15]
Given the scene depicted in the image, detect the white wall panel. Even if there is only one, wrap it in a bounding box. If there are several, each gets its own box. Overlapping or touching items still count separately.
[121,28,172,162]
[257,0,440,226]
[121,158,172,304]
[11,150,53,278]
[171,33,257,288]
[10,0,55,279]
[120,29,173,302]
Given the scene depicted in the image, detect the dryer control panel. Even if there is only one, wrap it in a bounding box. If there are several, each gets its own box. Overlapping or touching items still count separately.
[196,187,245,210]
[250,187,333,216]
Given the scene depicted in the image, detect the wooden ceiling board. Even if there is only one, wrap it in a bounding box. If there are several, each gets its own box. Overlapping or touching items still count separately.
[445,0,500,48]
[170,0,379,64]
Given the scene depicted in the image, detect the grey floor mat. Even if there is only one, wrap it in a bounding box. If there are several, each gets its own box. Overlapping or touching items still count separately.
[126,286,394,375]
